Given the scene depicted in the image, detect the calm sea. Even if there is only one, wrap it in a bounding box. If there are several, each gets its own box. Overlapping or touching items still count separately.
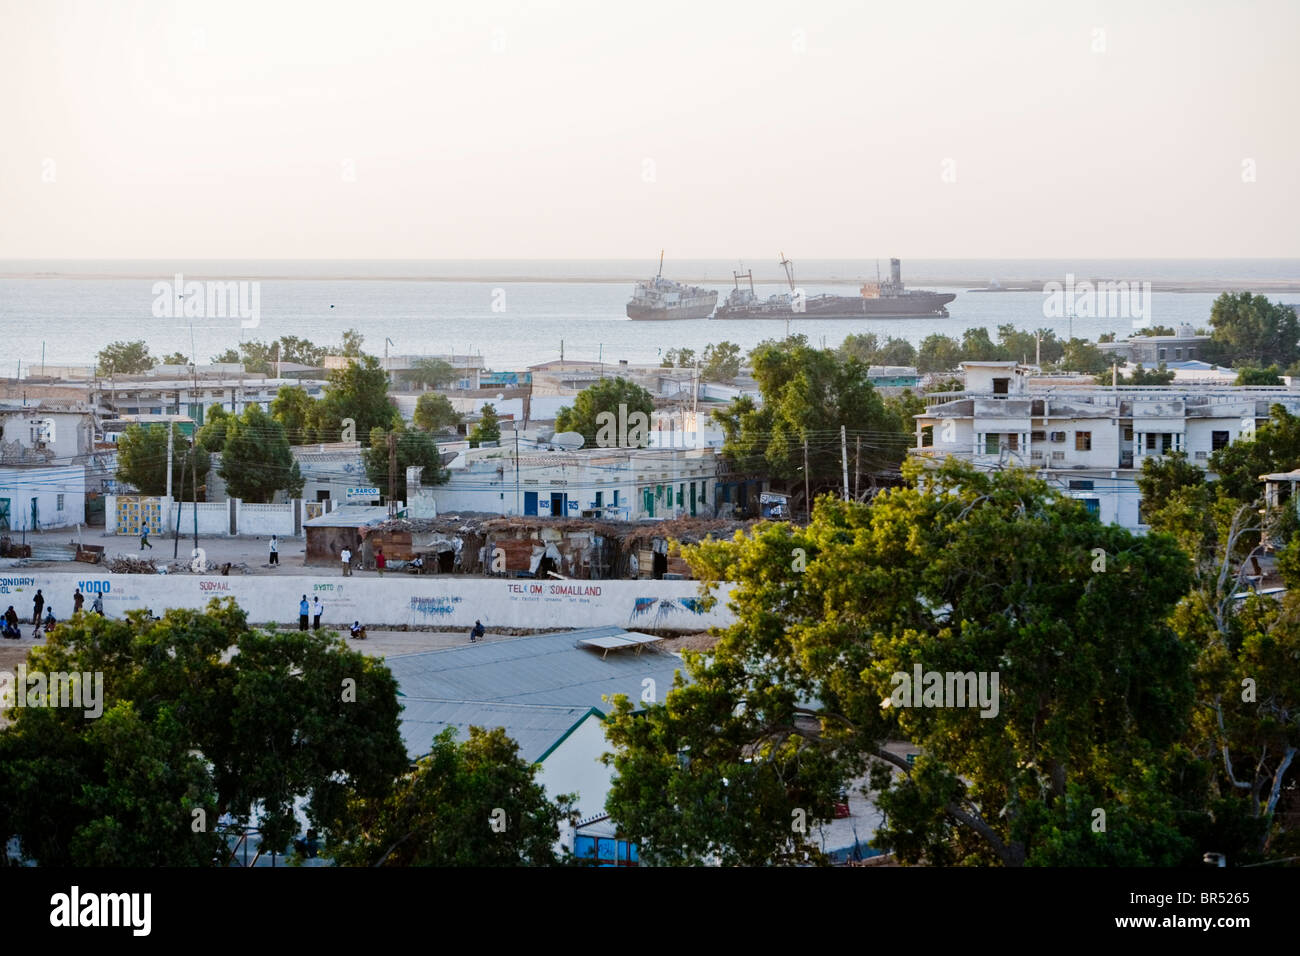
[1,259,1297,373]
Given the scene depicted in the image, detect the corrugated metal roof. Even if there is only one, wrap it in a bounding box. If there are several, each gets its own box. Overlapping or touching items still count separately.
[388,626,687,710]
[398,700,596,762]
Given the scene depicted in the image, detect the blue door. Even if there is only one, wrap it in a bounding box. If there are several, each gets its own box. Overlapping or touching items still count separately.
[524,492,538,516]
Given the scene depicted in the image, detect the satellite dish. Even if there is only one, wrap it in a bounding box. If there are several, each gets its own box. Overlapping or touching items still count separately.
[496,393,505,401]
[552,431,584,450]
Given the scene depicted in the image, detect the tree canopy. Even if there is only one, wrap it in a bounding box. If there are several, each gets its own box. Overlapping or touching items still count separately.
[413,392,460,433]
[468,403,503,448]
[554,377,654,449]
[97,340,155,375]
[399,357,457,391]
[1202,292,1300,369]
[363,424,449,500]
[605,460,1212,866]
[114,423,211,497]
[330,726,576,866]
[217,404,303,502]
[0,600,408,864]
[308,354,399,442]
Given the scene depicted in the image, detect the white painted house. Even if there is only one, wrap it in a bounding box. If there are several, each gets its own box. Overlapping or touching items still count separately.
[913,361,1300,530]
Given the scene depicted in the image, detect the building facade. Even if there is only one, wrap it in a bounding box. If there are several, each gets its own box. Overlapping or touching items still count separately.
[912,362,1300,530]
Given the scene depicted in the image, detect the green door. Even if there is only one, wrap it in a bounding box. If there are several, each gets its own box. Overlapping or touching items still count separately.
[0,498,9,531]
[689,482,696,516]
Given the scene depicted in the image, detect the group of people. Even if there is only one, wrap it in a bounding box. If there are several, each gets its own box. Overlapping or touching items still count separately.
[1,587,104,640]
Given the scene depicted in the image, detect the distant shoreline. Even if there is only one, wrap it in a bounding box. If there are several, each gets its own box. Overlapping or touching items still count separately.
[3,272,1299,294]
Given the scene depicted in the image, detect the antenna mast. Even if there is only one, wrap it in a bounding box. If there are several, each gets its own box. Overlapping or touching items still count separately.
[657,249,664,278]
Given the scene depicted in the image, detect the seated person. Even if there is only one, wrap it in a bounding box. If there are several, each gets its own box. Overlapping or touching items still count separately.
[408,555,425,572]
[42,608,56,629]
[349,621,366,640]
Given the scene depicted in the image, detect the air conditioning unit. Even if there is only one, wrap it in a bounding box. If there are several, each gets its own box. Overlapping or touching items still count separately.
[1050,432,1067,443]
[1195,451,1208,460]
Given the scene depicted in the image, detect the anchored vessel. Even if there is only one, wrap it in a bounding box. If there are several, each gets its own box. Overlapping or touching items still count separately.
[713,256,955,319]
[626,252,719,320]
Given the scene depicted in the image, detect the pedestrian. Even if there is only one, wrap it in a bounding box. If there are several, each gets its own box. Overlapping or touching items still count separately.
[91,594,104,615]
[32,589,44,625]
[312,596,323,631]
[341,547,352,577]
[298,594,310,631]
[469,619,485,643]
[269,535,279,566]
[140,526,153,550]
[73,589,84,614]
[375,547,386,577]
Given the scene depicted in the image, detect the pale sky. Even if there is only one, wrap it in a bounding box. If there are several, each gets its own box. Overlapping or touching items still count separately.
[1,0,1296,258]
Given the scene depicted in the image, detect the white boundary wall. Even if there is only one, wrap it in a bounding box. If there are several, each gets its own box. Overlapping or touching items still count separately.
[0,572,736,632]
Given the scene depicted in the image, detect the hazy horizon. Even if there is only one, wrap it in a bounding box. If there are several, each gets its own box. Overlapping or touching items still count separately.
[2,0,1297,260]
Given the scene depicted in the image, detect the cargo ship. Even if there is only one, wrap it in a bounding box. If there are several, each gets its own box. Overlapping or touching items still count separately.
[713,256,955,319]
[625,252,718,320]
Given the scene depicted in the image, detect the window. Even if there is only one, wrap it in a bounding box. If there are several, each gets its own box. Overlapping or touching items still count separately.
[1031,431,1045,442]
[1195,450,1208,460]
[1158,348,1167,361]
[1050,431,1066,443]
[1212,430,1229,450]
[1052,451,1065,461]
[1146,433,1157,451]
[1083,498,1100,518]
[57,494,65,511]
[1124,426,1134,442]
[574,835,639,867]
[1006,433,1019,451]
[1068,480,1094,490]
[992,377,1009,396]
[921,424,935,447]
[700,483,706,504]
[985,434,1000,455]
[1075,431,1092,451]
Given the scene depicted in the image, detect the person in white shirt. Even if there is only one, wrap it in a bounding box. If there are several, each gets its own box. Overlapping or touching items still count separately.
[312,596,323,630]
[341,547,352,576]
[269,535,279,566]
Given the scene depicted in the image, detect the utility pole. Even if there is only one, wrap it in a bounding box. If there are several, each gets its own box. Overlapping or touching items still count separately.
[514,426,521,515]
[166,421,174,501]
[191,436,199,559]
[803,436,810,521]
[387,431,398,516]
[854,436,861,501]
[840,425,849,501]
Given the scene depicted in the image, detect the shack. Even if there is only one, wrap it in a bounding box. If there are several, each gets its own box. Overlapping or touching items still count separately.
[303,506,393,566]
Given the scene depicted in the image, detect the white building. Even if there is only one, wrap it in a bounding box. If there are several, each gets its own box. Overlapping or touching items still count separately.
[409,443,723,519]
[912,361,1300,530]
[0,464,86,531]
[91,376,326,422]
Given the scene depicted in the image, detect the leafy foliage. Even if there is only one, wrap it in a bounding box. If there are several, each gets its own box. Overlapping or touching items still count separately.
[331,726,576,866]
[554,378,654,448]
[217,404,302,502]
[362,424,449,499]
[413,392,460,433]
[399,358,457,390]
[307,354,399,442]
[114,423,211,497]
[0,600,408,865]
[468,403,503,448]
[1202,293,1300,369]
[97,340,155,375]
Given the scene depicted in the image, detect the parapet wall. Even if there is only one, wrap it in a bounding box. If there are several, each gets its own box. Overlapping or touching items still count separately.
[0,573,735,633]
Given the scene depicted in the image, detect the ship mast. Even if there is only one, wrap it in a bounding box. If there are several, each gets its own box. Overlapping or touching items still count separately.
[657,249,664,279]
[780,252,795,291]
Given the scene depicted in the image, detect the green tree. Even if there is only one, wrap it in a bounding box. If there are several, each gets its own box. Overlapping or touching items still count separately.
[363,424,449,500]
[554,377,654,449]
[413,392,460,433]
[97,340,155,375]
[1057,338,1109,374]
[339,328,366,357]
[271,386,318,445]
[331,726,576,866]
[195,404,232,452]
[998,324,1062,364]
[1203,293,1300,369]
[160,351,191,366]
[468,403,503,448]
[114,423,211,496]
[712,339,903,509]
[839,333,917,368]
[1095,362,1176,385]
[1235,366,1285,386]
[662,347,696,369]
[399,357,457,391]
[1209,404,1300,504]
[606,460,1199,866]
[0,600,408,864]
[308,354,399,443]
[917,334,963,373]
[1131,325,1177,337]
[960,327,1007,362]
[211,348,240,364]
[218,404,303,502]
[701,341,744,381]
